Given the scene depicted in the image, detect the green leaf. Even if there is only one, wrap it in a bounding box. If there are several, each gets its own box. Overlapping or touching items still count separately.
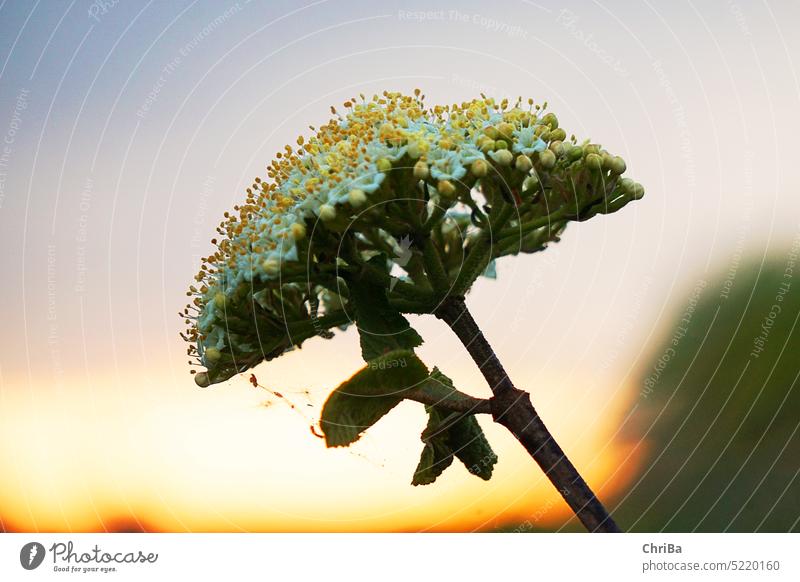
[412,407,455,486]
[347,275,423,361]
[320,350,429,447]
[412,370,498,486]
[449,414,497,480]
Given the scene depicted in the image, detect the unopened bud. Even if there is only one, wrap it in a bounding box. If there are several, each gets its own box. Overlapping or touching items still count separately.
[194,372,211,387]
[413,161,429,180]
[290,222,307,240]
[620,178,636,195]
[348,188,367,207]
[515,154,533,173]
[607,156,626,174]
[568,146,584,162]
[549,128,566,141]
[586,153,603,171]
[492,149,514,166]
[471,159,489,177]
[318,204,336,222]
[437,180,456,197]
[494,139,509,151]
[541,112,558,129]
[262,258,280,276]
[205,347,221,362]
[376,158,392,173]
[214,292,226,309]
[497,122,515,139]
[539,149,556,169]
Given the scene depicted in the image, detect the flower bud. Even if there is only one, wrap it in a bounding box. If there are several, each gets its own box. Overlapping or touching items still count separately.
[549,128,566,141]
[568,146,584,162]
[480,140,495,153]
[607,155,626,174]
[471,159,489,177]
[437,180,456,197]
[632,182,645,199]
[376,158,392,173]
[214,292,226,309]
[494,139,508,151]
[205,347,221,362]
[497,122,515,139]
[541,112,558,129]
[262,258,280,276]
[586,153,603,171]
[539,149,556,169]
[194,372,211,388]
[483,126,498,140]
[348,188,367,207]
[492,149,514,166]
[515,154,533,173]
[585,144,600,156]
[318,204,336,222]
[620,178,636,195]
[290,222,307,240]
[413,160,429,180]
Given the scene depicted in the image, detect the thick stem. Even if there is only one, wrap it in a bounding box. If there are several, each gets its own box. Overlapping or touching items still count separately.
[435,296,621,533]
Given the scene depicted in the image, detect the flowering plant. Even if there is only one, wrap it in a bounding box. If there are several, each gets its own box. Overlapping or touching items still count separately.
[182,91,643,531]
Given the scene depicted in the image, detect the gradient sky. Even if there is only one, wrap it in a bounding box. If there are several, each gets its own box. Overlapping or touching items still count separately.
[1,0,799,531]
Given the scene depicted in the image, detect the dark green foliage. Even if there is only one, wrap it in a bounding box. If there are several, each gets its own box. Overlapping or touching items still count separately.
[412,370,498,486]
[324,275,498,485]
[348,276,423,361]
[413,407,456,486]
[320,350,428,447]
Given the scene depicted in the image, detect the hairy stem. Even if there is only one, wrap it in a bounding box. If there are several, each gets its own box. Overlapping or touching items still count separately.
[435,296,621,533]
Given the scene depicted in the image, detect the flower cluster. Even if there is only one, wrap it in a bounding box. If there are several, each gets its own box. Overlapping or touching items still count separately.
[182,91,643,386]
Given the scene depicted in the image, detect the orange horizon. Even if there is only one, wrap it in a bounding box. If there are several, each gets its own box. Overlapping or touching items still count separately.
[0,354,646,533]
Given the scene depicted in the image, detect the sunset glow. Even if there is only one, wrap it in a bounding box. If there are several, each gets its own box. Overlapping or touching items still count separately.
[0,340,643,532]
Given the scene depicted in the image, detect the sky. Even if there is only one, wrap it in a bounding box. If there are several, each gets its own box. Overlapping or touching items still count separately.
[0,0,799,531]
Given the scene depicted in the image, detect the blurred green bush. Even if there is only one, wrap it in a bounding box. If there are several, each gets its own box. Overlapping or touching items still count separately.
[618,251,800,532]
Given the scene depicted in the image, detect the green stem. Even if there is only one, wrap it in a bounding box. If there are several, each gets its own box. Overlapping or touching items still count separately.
[498,206,570,241]
[453,201,514,295]
[420,237,450,295]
